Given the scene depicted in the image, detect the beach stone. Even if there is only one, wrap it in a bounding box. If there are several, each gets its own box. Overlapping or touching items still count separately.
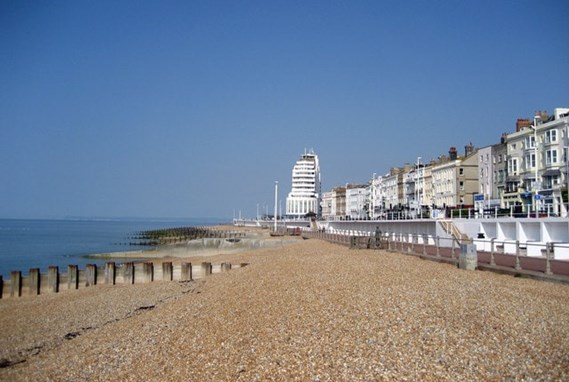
[0,234,568,381]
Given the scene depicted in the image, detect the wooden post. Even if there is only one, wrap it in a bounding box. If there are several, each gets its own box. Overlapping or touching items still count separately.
[143,262,154,282]
[545,242,553,275]
[201,262,212,277]
[29,268,41,295]
[436,236,440,257]
[181,262,193,281]
[515,240,521,271]
[68,265,79,290]
[162,262,173,281]
[490,238,496,266]
[123,262,135,284]
[10,271,22,297]
[105,262,116,285]
[86,264,97,287]
[221,263,232,272]
[0,275,3,299]
[48,266,59,293]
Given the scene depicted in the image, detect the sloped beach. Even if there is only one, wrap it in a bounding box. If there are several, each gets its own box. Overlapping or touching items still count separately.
[1,236,568,381]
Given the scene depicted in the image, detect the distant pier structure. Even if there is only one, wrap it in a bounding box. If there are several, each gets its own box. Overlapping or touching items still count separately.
[286,149,321,218]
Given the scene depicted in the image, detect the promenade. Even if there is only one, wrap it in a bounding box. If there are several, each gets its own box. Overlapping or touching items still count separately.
[1,237,568,381]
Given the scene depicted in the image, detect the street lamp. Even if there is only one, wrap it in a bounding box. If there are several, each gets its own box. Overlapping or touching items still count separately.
[274,181,278,232]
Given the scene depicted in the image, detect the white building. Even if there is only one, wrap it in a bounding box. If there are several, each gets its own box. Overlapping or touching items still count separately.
[504,108,569,214]
[346,184,369,220]
[370,174,386,219]
[286,150,321,218]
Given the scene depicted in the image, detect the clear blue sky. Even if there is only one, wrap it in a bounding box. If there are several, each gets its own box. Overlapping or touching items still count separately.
[1,0,568,220]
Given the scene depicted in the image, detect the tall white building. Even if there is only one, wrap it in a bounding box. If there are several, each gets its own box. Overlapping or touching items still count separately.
[286,150,321,218]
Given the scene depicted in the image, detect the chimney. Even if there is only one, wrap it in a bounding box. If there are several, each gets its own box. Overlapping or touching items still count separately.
[465,143,474,157]
[449,147,458,160]
[501,133,507,144]
[516,118,531,132]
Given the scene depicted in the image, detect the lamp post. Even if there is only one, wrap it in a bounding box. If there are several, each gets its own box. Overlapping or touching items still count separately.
[274,181,278,232]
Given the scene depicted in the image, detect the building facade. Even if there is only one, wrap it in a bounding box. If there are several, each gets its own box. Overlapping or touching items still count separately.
[285,150,321,218]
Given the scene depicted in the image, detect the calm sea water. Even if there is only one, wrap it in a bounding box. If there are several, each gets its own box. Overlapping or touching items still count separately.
[0,218,227,279]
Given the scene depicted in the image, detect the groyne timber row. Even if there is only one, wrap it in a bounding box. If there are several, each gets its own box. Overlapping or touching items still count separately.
[4,218,569,299]
[128,226,246,246]
[0,226,248,299]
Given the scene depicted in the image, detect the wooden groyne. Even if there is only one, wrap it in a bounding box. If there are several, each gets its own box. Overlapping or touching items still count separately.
[128,226,246,246]
[0,226,250,299]
[0,261,249,299]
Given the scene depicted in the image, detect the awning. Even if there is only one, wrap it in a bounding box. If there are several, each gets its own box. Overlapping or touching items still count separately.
[542,169,561,177]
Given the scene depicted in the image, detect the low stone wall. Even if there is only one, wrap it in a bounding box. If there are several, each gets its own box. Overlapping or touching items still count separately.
[0,261,248,299]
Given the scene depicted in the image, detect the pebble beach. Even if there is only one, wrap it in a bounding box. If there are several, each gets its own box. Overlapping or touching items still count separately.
[1,234,568,381]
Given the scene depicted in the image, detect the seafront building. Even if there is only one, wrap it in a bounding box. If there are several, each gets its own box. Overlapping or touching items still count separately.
[325,107,568,220]
[285,150,321,218]
[346,184,369,220]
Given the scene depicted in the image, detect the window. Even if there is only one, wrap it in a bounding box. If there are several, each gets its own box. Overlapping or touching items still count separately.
[545,130,558,143]
[508,158,518,175]
[525,153,536,169]
[525,136,536,149]
[459,168,464,175]
[459,181,464,191]
[546,149,558,165]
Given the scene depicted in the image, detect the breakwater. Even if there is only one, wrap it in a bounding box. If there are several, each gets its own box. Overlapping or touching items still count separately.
[127,226,246,246]
[0,226,252,299]
[0,260,247,299]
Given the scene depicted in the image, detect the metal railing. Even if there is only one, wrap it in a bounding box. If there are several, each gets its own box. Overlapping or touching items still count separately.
[301,230,569,279]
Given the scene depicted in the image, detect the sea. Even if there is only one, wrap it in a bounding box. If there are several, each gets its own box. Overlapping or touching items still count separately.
[0,218,227,279]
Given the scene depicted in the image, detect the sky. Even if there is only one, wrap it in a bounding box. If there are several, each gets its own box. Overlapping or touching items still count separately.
[1,0,568,220]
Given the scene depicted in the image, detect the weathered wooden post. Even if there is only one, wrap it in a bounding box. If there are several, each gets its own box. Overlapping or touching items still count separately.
[48,266,59,293]
[86,264,97,287]
[162,262,173,281]
[11,271,22,297]
[29,268,41,295]
[0,275,3,299]
[459,243,478,271]
[181,262,193,281]
[143,262,154,283]
[221,263,232,272]
[515,240,521,271]
[105,262,116,285]
[201,262,212,277]
[123,262,135,284]
[68,265,79,290]
[240,263,248,268]
[545,242,553,275]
